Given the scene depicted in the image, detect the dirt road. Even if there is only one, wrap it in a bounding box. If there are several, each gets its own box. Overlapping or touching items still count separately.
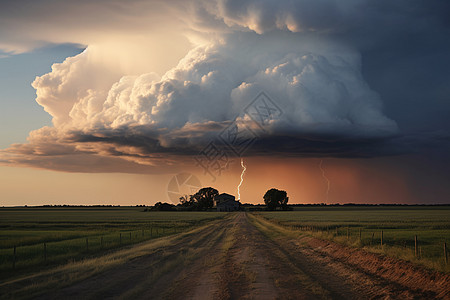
[7,213,450,299]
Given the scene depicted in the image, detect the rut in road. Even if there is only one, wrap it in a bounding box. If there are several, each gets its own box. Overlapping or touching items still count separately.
[168,212,321,300]
[34,216,231,300]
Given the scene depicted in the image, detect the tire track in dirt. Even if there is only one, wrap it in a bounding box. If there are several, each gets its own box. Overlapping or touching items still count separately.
[164,212,280,300]
[155,218,233,300]
[174,212,322,300]
[216,213,277,300]
[34,216,232,300]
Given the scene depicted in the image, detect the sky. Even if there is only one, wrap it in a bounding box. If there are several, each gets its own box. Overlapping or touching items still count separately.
[1,0,450,206]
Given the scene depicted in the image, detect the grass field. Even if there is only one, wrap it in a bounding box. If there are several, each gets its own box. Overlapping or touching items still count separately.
[0,207,224,280]
[254,206,450,272]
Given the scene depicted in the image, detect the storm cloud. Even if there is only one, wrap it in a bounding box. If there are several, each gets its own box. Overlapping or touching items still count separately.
[1,0,449,173]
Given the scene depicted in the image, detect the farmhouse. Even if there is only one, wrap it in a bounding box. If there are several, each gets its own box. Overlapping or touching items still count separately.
[214,193,240,212]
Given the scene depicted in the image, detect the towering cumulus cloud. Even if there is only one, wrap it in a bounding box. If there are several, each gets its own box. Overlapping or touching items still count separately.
[0,0,409,173]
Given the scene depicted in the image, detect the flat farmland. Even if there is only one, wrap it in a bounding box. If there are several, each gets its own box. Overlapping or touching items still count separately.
[257,206,450,272]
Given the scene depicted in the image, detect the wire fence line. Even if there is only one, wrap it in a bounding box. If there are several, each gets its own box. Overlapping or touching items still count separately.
[258,215,449,268]
[4,225,183,274]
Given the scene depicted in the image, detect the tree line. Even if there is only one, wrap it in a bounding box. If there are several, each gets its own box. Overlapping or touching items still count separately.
[149,187,289,211]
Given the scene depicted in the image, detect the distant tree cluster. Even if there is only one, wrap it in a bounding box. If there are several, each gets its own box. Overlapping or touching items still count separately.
[147,187,219,212]
[263,188,290,210]
[179,187,219,211]
[150,202,176,211]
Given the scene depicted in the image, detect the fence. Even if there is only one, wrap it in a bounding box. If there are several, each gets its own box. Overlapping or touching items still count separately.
[4,226,182,273]
[261,217,449,266]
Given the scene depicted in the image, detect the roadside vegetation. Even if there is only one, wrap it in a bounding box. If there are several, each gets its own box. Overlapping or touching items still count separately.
[251,206,450,273]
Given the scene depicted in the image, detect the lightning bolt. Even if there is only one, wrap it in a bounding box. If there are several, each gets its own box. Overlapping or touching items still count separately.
[319,159,330,203]
[237,158,246,200]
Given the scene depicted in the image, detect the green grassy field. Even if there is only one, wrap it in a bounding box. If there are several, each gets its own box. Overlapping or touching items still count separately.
[254,206,450,272]
[0,207,223,280]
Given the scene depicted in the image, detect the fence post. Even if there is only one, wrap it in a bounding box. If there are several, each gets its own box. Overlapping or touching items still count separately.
[444,242,448,264]
[371,232,374,245]
[120,233,122,244]
[86,238,89,252]
[129,232,132,241]
[44,242,47,262]
[415,235,418,258]
[13,246,16,270]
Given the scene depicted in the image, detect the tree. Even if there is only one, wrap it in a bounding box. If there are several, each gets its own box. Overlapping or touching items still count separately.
[179,195,194,207]
[191,187,219,210]
[178,187,219,211]
[263,188,289,210]
[151,202,175,211]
